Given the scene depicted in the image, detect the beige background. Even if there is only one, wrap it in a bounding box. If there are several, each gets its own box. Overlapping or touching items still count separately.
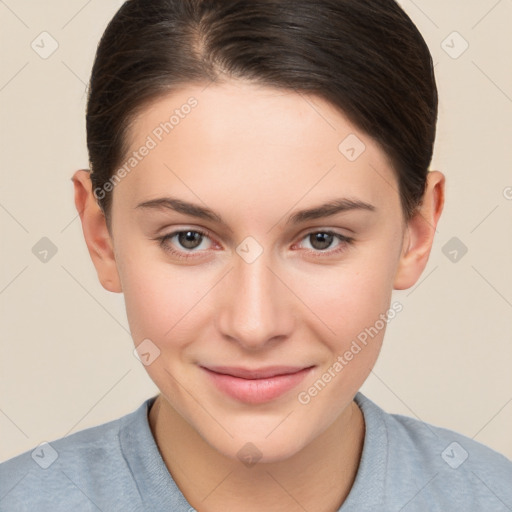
[0,0,511,463]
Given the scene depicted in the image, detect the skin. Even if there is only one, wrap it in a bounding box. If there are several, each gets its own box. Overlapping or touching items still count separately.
[72,80,444,512]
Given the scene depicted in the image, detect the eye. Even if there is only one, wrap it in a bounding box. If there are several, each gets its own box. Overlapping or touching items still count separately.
[296,230,354,256]
[157,229,214,259]
[173,230,209,250]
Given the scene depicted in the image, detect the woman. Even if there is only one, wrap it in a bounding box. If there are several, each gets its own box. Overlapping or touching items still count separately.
[1,0,511,510]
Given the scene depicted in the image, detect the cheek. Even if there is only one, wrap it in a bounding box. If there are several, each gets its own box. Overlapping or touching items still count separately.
[298,240,398,345]
[120,255,210,345]
[293,246,399,415]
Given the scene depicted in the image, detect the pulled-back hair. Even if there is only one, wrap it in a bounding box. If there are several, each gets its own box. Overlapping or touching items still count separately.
[87,0,437,228]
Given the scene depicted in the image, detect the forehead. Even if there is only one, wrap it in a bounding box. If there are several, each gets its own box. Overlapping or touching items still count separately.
[116,80,399,214]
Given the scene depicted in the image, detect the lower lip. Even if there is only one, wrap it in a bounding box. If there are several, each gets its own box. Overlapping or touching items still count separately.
[201,366,314,404]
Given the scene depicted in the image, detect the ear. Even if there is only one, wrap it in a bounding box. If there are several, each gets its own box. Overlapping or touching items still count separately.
[393,170,445,290]
[71,169,122,293]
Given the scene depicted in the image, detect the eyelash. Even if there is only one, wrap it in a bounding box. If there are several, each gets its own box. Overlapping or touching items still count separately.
[155,229,355,261]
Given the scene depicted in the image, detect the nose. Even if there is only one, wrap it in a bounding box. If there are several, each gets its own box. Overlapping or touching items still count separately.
[216,251,295,351]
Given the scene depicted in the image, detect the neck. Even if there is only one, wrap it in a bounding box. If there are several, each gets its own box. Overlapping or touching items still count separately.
[149,395,365,512]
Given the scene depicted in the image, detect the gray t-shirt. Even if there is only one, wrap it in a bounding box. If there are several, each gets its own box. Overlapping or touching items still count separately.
[1,392,511,511]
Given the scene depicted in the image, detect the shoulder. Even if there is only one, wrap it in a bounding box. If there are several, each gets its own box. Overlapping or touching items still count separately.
[354,393,512,511]
[0,399,151,512]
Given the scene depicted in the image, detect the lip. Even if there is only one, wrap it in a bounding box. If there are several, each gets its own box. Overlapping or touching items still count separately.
[200,365,315,404]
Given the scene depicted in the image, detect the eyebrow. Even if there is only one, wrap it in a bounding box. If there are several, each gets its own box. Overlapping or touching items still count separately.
[135,196,376,226]
[286,197,376,223]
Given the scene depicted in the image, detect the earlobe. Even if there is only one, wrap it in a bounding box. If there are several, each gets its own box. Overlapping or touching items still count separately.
[71,169,123,293]
[393,170,445,290]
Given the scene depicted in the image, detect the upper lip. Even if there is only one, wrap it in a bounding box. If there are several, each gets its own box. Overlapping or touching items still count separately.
[201,365,313,379]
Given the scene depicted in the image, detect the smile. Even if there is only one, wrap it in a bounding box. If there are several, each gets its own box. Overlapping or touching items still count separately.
[200,365,315,404]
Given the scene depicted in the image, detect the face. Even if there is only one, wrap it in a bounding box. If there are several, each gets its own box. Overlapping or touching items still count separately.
[106,80,408,462]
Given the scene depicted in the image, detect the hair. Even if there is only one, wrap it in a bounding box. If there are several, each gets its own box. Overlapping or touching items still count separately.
[86,0,437,231]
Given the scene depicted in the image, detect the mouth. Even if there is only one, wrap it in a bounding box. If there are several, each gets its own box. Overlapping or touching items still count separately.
[200,365,315,404]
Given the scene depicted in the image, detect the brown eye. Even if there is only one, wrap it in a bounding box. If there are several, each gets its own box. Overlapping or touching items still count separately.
[308,232,335,250]
[176,231,204,250]
[157,229,214,259]
[296,230,355,258]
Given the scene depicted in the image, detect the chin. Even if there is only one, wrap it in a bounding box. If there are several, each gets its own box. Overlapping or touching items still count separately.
[204,425,314,466]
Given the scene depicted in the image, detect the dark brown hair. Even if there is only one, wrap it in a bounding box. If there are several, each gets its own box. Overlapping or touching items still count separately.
[86,0,437,230]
